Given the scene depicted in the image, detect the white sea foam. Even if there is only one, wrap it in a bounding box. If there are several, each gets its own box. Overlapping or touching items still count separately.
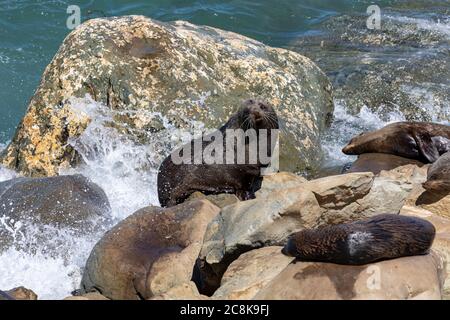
[388,15,450,38]
[62,95,209,220]
[0,143,17,182]
[0,95,210,299]
[321,100,406,166]
[400,84,450,123]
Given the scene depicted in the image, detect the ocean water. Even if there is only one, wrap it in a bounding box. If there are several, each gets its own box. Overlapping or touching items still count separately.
[0,0,449,299]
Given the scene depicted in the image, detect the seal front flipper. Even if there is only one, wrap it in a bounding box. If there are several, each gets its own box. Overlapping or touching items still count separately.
[413,130,440,163]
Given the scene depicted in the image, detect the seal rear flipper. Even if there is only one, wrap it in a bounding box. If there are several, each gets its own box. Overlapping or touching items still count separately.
[413,131,440,163]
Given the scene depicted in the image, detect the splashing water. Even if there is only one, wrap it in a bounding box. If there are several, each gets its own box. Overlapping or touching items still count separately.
[0,143,17,182]
[0,95,210,299]
[321,100,407,166]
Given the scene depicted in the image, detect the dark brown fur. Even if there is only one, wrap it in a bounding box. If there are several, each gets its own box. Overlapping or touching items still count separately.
[423,151,450,193]
[282,214,435,265]
[342,122,450,163]
[157,99,279,207]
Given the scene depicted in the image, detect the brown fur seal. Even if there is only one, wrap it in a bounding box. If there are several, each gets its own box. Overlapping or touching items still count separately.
[157,99,279,207]
[282,214,435,265]
[423,151,450,193]
[342,122,450,163]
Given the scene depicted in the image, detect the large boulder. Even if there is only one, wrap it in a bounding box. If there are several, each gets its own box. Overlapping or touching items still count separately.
[0,15,333,177]
[0,174,110,251]
[81,199,219,300]
[195,172,375,295]
[254,253,446,300]
[213,247,293,300]
[401,205,450,298]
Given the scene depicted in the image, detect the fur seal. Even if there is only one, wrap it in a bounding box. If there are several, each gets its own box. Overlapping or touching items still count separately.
[282,214,435,265]
[157,99,279,207]
[423,151,450,193]
[342,122,450,163]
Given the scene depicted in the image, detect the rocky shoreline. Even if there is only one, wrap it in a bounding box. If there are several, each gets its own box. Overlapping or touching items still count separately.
[2,159,449,300]
[0,16,449,300]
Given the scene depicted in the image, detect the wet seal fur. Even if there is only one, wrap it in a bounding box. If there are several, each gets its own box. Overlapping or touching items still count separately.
[282,214,435,265]
[342,122,450,163]
[423,151,450,193]
[157,99,279,208]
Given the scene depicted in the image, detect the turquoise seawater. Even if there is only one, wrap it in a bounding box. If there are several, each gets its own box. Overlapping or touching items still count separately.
[0,0,428,142]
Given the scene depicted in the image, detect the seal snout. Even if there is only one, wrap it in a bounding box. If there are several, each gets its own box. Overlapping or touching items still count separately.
[342,144,352,154]
[282,238,297,257]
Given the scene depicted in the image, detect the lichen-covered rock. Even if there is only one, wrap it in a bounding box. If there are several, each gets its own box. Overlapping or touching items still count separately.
[81,199,219,300]
[254,253,446,300]
[213,247,293,300]
[0,15,333,177]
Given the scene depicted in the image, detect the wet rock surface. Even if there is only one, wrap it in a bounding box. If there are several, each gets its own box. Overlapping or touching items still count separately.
[0,174,111,252]
[81,199,219,300]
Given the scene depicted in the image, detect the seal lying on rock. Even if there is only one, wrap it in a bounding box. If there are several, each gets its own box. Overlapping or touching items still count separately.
[282,214,435,265]
[423,151,450,193]
[158,99,279,207]
[342,122,450,163]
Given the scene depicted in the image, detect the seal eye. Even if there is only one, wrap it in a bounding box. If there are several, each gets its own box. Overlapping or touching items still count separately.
[259,103,267,110]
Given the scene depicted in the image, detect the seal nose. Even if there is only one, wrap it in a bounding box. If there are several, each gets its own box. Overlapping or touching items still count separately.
[342,144,353,154]
[281,238,296,257]
[249,106,263,122]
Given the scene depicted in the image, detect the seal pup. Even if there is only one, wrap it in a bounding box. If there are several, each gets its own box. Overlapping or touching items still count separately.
[423,151,450,193]
[342,122,450,163]
[282,214,435,265]
[157,99,279,207]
